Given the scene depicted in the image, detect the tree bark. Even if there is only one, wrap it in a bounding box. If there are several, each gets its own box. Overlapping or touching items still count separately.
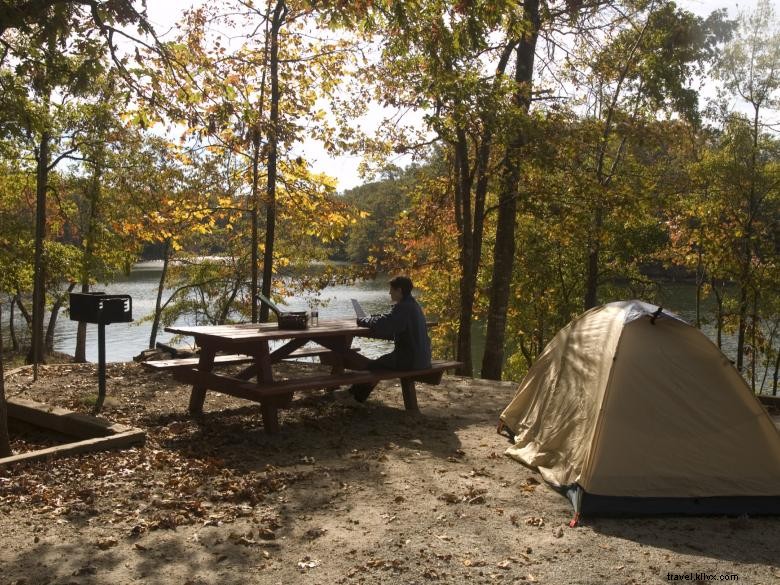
[15,294,32,327]
[29,130,50,371]
[251,133,260,323]
[0,304,10,457]
[75,155,103,362]
[452,40,515,376]
[584,206,603,310]
[481,0,540,380]
[149,238,171,349]
[45,284,74,352]
[454,129,475,376]
[737,105,761,374]
[9,295,19,352]
[260,0,287,323]
[713,280,723,349]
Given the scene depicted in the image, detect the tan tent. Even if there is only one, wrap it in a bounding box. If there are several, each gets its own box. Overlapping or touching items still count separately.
[500,300,780,518]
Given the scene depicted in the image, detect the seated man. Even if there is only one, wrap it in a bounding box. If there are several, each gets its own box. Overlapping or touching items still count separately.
[349,275,432,402]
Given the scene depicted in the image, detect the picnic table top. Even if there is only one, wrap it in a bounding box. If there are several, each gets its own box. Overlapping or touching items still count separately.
[165,318,371,342]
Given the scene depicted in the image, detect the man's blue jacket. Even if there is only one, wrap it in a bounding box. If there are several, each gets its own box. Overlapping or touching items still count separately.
[357,295,432,370]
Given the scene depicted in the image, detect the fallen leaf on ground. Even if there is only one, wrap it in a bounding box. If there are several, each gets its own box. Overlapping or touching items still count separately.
[297,558,321,570]
[519,478,539,492]
[96,538,118,550]
[72,566,97,576]
[304,527,326,540]
[525,516,544,527]
[438,492,460,504]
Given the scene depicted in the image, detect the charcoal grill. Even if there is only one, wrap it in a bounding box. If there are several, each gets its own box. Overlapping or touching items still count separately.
[68,292,133,412]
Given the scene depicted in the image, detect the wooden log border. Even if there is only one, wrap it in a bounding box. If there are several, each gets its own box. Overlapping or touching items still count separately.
[0,398,146,468]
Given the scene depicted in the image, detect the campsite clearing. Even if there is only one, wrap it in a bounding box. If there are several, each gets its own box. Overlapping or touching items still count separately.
[1,361,778,584]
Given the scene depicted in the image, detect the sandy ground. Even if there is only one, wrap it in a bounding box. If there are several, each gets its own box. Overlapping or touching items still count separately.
[1,361,778,585]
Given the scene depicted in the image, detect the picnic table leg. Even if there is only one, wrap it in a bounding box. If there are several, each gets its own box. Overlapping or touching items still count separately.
[260,393,293,434]
[401,379,419,411]
[188,345,216,415]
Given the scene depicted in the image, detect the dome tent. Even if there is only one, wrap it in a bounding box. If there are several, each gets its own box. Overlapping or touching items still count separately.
[499,300,780,521]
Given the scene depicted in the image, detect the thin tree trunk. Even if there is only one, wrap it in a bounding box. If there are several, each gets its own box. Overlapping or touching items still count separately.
[75,158,102,362]
[251,4,270,323]
[738,104,760,373]
[584,206,603,310]
[15,295,31,327]
[251,134,260,324]
[737,281,749,373]
[695,237,703,328]
[713,281,723,349]
[750,290,758,392]
[75,303,88,361]
[149,239,172,349]
[481,0,540,380]
[45,284,74,352]
[773,344,779,396]
[0,304,10,457]
[218,278,241,325]
[30,130,50,371]
[260,0,287,323]
[455,129,475,376]
[9,295,18,352]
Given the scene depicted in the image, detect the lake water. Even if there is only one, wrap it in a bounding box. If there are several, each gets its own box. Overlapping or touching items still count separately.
[47,261,396,362]
[3,262,773,392]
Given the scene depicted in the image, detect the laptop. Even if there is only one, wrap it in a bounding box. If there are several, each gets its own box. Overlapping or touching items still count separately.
[351,298,367,319]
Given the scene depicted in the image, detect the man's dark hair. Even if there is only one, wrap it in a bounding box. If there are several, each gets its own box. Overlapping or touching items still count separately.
[390,276,413,297]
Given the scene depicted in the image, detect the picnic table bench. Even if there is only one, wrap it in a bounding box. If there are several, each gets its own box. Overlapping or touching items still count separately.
[142,346,343,370]
[155,319,461,433]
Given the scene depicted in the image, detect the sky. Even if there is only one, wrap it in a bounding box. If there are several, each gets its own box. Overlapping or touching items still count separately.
[140,0,777,192]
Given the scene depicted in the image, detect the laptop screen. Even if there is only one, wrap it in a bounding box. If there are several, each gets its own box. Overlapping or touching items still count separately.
[351,298,366,319]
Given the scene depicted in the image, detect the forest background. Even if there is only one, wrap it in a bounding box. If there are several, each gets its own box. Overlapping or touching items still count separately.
[1,0,779,456]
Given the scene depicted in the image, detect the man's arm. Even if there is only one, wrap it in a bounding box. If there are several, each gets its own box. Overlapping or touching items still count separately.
[358,304,407,339]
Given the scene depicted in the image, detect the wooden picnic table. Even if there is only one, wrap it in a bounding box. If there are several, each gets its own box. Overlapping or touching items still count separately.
[163,319,459,432]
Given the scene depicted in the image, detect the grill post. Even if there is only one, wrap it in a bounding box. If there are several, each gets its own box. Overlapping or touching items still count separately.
[96,322,107,413]
[68,292,132,414]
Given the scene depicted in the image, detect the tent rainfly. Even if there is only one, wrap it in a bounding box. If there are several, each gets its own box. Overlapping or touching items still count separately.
[499,300,780,522]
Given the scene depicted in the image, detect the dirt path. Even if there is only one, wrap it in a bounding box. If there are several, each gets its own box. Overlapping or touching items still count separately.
[1,362,778,584]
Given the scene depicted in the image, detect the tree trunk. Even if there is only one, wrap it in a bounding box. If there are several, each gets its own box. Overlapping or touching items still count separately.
[584,206,603,310]
[9,295,19,352]
[29,130,50,371]
[454,129,475,376]
[0,304,10,457]
[695,239,703,328]
[737,104,760,373]
[149,239,171,349]
[713,280,723,349]
[750,290,758,392]
[481,0,540,380]
[75,158,103,361]
[251,133,260,323]
[260,0,287,323]
[15,295,32,327]
[75,306,88,361]
[45,284,74,352]
[773,344,779,396]
[736,282,749,373]
[452,41,514,376]
[218,278,241,325]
